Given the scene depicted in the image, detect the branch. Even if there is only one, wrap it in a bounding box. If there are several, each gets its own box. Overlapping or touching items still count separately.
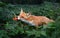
[19,18,36,26]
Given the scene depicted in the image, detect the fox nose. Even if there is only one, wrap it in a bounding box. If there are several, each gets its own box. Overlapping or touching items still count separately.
[13,17,18,21]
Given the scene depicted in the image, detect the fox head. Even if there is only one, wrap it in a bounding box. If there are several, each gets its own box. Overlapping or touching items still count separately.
[13,8,31,21]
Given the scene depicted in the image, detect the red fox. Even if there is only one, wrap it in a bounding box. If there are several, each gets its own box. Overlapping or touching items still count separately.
[13,9,54,27]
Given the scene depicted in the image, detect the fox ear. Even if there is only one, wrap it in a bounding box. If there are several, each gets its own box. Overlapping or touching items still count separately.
[21,8,23,13]
[19,8,24,15]
[27,12,31,15]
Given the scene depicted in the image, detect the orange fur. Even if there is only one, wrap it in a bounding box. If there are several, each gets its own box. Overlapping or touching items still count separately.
[17,9,54,27]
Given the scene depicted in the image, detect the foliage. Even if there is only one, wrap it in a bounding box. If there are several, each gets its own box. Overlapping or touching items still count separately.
[0,2,60,38]
[1,0,60,4]
[0,0,43,4]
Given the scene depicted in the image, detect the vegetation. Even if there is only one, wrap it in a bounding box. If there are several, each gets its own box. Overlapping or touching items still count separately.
[1,0,60,4]
[0,1,60,38]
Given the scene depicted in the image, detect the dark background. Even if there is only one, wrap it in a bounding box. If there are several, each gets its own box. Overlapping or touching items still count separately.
[0,0,60,4]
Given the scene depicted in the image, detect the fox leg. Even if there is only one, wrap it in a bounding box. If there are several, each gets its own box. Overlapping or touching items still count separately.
[29,20,38,29]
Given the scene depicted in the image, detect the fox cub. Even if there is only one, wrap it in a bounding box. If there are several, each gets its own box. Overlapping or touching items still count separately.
[13,8,54,27]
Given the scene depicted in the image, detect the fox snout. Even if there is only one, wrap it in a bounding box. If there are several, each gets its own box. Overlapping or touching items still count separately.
[13,17,18,21]
[13,16,21,21]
